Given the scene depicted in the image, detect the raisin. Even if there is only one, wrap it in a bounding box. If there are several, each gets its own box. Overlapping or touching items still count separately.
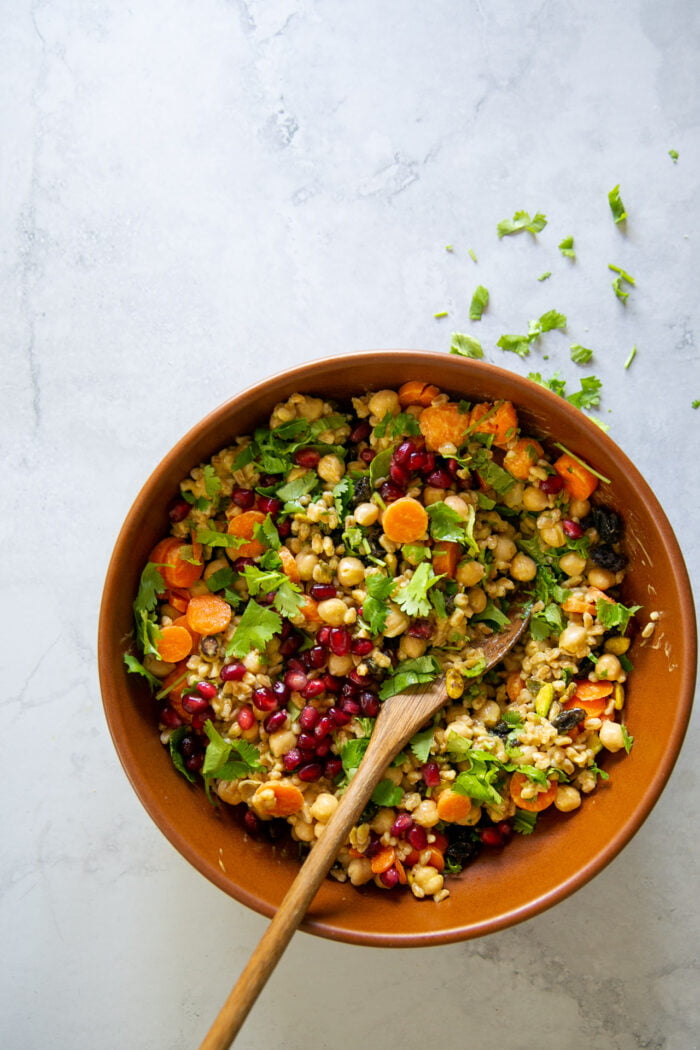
[351,476,371,507]
[445,826,482,872]
[551,708,586,732]
[582,506,623,544]
[591,544,627,572]
[491,721,512,739]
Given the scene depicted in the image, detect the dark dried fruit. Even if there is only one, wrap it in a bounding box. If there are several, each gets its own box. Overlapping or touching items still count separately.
[591,544,627,572]
[200,635,219,658]
[551,708,586,732]
[582,506,623,544]
[491,721,513,739]
[444,825,482,872]
[351,476,371,507]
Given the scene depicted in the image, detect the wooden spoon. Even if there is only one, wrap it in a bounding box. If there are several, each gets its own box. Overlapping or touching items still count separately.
[199,608,530,1050]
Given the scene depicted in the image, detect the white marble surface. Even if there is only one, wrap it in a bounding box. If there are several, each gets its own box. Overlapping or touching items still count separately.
[2,1,699,1047]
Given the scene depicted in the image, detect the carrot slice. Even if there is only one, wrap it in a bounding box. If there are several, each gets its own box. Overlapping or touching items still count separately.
[425,847,445,872]
[436,790,472,823]
[573,680,614,701]
[419,403,471,451]
[432,540,460,578]
[265,782,305,817]
[503,437,544,479]
[299,596,322,622]
[394,858,408,884]
[156,539,204,589]
[554,453,599,501]
[172,614,200,648]
[227,511,266,559]
[186,593,232,636]
[370,846,396,875]
[506,671,525,703]
[156,624,195,663]
[509,772,557,812]
[398,381,441,408]
[166,587,191,614]
[469,400,519,447]
[150,537,180,569]
[381,497,429,544]
[563,681,614,719]
[278,545,301,583]
[562,586,614,615]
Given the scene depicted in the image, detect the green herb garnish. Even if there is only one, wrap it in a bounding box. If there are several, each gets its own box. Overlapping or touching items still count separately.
[497,210,547,238]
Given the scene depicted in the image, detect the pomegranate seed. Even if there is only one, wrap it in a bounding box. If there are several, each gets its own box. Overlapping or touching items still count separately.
[422,761,441,787]
[168,496,191,523]
[297,731,316,751]
[221,661,247,682]
[285,669,308,692]
[299,705,319,729]
[432,830,448,852]
[185,752,204,772]
[181,694,210,715]
[360,448,376,463]
[243,810,261,834]
[350,420,371,443]
[160,705,183,728]
[380,480,405,503]
[272,680,290,704]
[407,619,432,638]
[408,450,431,472]
[426,468,453,489]
[315,739,331,757]
[407,825,428,850]
[277,519,291,538]
[348,668,370,687]
[233,556,255,573]
[231,487,255,509]
[282,748,302,771]
[252,687,278,712]
[316,625,332,646]
[446,458,461,476]
[379,866,400,889]
[329,627,350,656]
[497,821,513,840]
[481,827,504,847]
[195,681,217,700]
[264,710,288,733]
[360,692,379,717]
[191,709,214,731]
[302,677,326,700]
[324,756,343,779]
[314,716,333,739]
[257,495,282,516]
[365,835,383,858]
[304,645,325,669]
[390,461,411,486]
[341,682,359,698]
[310,583,337,601]
[237,705,255,730]
[298,762,323,782]
[394,439,419,465]
[351,637,373,656]
[562,519,584,539]
[179,734,199,758]
[293,447,321,468]
[322,674,341,694]
[391,813,414,837]
[340,697,361,716]
[259,473,280,487]
[328,706,351,727]
[540,474,564,494]
[279,634,302,657]
[280,619,293,639]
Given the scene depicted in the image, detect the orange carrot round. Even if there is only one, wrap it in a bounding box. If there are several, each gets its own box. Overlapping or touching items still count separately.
[398,380,441,407]
[469,400,519,448]
[506,671,525,703]
[299,596,321,622]
[157,539,204,589]
[370,846,396,875]
[227,510,267,559]
[156,624,195,663]
[425,847,445,872]
[172,614,200,648]
[554,453,599,501]
[509,772,557,812]
[186,593,232,635]
[278,545,301,583]
[266,782,305,817]
[419,402,471,451]
[432,540,460,578]
[503,437,544,479]
[436,790,472,823]
[381,497,429,544]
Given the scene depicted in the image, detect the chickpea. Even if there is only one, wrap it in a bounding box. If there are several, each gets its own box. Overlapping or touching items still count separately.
[444,494,471,519]
[411,865,444,897]
[595,652,622,681]
[383,605,410,637]
[456,560,485,587]
[347,857,374,886]
[493,536,517,562]
[540,524,566,548]
[423,486,446,506]
[522,485,548,512]
[337,556,365,588]
[599,720,626,752]
[558,623,589,656]
[317,598,348,625]
[554,785,582,812]
[559,551,587,577]
[142,654,175,678]
[569,498,591,519]
[510,552,537,582]
[268,728,297,757]
[328,653,353,676]
[293,821,316,843]
[295,550,318,581]
[502,481,524,509]
[317,454,345,485]
[368,389,400,418]
[412,799,440,827]
[480,700,502,727]
[310,793,339,823]
[354,502,379,527]
[588,566,617,590]
[467,586,487,614]
[296,396,324,421]
[401,635,428,660]
[371,808,395,834]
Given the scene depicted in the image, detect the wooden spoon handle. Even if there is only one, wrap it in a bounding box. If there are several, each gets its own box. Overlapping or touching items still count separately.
[198,734,397,1050]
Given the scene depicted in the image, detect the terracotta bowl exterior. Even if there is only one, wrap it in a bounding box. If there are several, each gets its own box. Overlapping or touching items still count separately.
[98,352,696,946]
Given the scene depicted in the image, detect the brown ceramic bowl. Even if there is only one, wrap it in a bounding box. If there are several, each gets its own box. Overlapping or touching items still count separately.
[98,351,696,946]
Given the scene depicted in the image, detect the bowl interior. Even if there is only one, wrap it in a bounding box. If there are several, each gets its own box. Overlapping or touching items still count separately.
[98,351,696,945]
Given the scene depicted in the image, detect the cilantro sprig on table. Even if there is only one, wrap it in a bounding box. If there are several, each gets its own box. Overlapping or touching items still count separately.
[496,310,567,358]
[469,285,489,321]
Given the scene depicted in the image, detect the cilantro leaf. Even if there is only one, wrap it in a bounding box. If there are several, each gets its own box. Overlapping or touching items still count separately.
[450,332,484,359]
[369,447,394,487]
[570,344,593,364]
[202,465,222,499]
[669,149,679,163]
[609,263,635,305]
[535,310,567,334]
[378,656,441,700]
[202,721,261,792]
[537,271,552,282]
[608,184,627,224]
[469,285,489,321]
[373,412,422,440]
[620,724,634,753]
[332,476,355,519]
[409,725,435,764]
[624,345,637,369]
[497,210,547,238]
[528,370,567,397]
[195,528,246,550]
[567,376,602,410]
[394,563,443,618]
[363,573,396,636]
[371,779,403,806]
[275,474,318,503]
[206,565,236,593]
[241,565,305,619]
[595,599,641,632]
[469,448,516,494]
[134,562,165,616]
[341,737,370,780]
[226,600,281,657]
[427,501,467,543]
[558,235,575,259]
[253,514,281,551]
[513,810,537,835]
[472,600,511,630]
[123,652,160,690]
[496,332,532,358]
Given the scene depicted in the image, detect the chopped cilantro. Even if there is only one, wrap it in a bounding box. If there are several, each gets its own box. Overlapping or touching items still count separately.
[241,565,305,619]
[371,779,403,806]
[538,271,552,282]
[445,244,454,253]
[202,465,222,499]
[195,528,245,550]
[202,721,261,796]
[496,332,532,358]
[566,375,602,411]
[512,810,537,835]
[374,412,422,440]
[450,332,484,359]
[434,310,449,319]
[469,448,516,494]
[693,400,700,409]
[668,149,679,163]
[123,652,160,690]
[570,344,593,365]
[394,562,443,618]
[624,345,637,369]
[409,725,435,764]
[469,285,490,321]
[497,210,547,238]
[468,248,478,262]
[378,656,441,700]
[608,184,627,224]
[403,544,431,564]
[133,562,165,657]
[610,263,635,304]
[331,476,355,519]
[341,737,370,780]
[558,235,576,259]
[596,599,641,632]
[275,474,318,503]
[206,565,236,593]
[226,600,281,657]
[363,573,396,635]
[589,762,610,783]
[427,501,467,543]
[621,724,634,753]
[369,447,394,488]
[472,600,511,631]
[530,310,567,336]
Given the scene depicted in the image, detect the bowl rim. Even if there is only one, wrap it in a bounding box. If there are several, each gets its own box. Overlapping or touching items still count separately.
[98,350,697,946]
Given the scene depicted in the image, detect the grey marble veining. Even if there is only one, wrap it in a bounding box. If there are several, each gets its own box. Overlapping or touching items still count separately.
[1,1,699,1048]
